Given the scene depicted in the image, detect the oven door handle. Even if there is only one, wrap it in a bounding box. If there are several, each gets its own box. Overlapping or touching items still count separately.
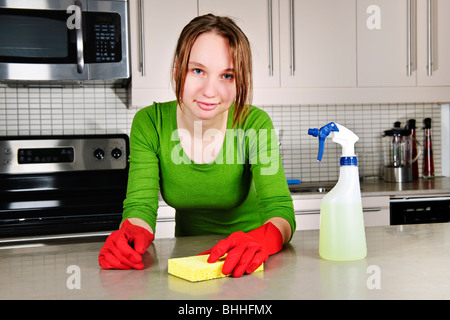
[75,0,85,74]
[390,196,450,203]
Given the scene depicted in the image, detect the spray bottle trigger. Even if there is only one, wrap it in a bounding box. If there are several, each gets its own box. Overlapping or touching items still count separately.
[308,122,339,162]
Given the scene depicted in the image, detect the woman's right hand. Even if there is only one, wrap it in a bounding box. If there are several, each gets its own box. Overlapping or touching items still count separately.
[98,219,154,270]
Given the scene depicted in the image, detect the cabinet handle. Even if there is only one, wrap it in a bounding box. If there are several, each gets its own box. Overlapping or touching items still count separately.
[294,208,381,215]
[268,0,274,76]
[407,0,413,76]
[156,218,176,222]
[427,0,433,76]
[294,210,320,215]
[290,0,295,76]
[139,0,146,76]
[363,207,382,213]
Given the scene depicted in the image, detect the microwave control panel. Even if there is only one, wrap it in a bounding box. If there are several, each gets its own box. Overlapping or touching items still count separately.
[86,12,122,63]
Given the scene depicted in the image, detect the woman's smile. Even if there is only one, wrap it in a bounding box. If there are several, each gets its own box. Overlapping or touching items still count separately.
[196,101,219,111]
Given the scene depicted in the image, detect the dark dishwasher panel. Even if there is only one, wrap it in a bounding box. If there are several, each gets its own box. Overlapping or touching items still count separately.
[390,197,450,225]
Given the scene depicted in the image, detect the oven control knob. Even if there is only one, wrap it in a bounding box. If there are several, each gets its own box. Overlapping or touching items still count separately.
[94,148,105,160]
[111,148,122,159]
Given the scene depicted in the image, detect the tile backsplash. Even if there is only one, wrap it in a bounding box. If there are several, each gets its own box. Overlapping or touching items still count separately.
[0,84,442,182]
[0,85,134,136]
[262,103,442,182]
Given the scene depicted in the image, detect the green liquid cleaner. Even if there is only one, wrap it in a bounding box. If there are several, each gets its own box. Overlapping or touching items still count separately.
[319,202,367,261]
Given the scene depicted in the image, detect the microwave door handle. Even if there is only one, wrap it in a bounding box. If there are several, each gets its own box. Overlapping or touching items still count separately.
[76,28,84,73]
[75,0,85,74]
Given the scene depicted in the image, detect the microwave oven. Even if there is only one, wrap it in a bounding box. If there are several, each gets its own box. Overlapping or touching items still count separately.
[0,0,130,82]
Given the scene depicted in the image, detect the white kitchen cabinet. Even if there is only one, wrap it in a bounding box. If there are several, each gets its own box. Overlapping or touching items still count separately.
[361,196,390,226]
[293,198,322,230]
[129,0,359,107]
[155,196,390,237]
[357,0,416,87]
[129,0,197,107]
[293,196,390,230]
[130,0,281,107]
[155,203,175,238]
[357,0,450,87]
[279,0,357,88]
[128,0,450,107]
[200,0,357,90]
[198,0,280,89]
[416,0,450,86]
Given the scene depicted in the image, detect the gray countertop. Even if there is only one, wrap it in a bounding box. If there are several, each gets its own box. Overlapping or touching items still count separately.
[290,177,450,199]
[1,222,449,300]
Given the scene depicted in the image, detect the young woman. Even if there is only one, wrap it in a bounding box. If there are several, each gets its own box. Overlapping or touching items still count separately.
[99,14,295,277]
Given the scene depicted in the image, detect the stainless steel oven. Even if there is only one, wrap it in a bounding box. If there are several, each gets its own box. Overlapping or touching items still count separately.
[0,0,130,82]
[390,196,450,225]
[0,135,129,238]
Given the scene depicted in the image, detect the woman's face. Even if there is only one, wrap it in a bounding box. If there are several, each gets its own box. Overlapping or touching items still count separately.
[180,32,236,123]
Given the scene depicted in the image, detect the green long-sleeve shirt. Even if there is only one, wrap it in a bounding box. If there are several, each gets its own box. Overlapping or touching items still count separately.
[122,101,295,237]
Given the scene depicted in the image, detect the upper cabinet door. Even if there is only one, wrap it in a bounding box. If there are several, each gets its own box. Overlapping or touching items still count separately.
[198,0,281,88]
[279,0,357,88]
[129,0,197,106]
[416,0,450,86]
[357,0,416,87]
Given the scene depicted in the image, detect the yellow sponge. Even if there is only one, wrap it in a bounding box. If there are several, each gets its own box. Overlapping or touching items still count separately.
[168,254,263,282]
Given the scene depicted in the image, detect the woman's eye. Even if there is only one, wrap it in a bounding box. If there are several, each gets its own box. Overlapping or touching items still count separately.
[193,68,203,75]
[222,74,234,80]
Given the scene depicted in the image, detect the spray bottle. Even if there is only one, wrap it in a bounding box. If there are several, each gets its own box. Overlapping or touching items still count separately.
[308,122,367,261]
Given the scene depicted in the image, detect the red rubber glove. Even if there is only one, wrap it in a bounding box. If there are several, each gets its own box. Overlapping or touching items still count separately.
[199,222,283,277]
[99,219,154,270]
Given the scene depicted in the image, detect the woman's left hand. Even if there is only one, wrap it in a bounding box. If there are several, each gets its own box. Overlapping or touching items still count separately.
[198,222,283,277]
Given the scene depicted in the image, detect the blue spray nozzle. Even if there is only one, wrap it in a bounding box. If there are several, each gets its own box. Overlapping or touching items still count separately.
[307,128,319,137]
[308,122,339,161]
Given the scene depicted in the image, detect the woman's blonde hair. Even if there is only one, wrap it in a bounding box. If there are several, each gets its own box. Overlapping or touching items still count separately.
[172,14,253,127]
